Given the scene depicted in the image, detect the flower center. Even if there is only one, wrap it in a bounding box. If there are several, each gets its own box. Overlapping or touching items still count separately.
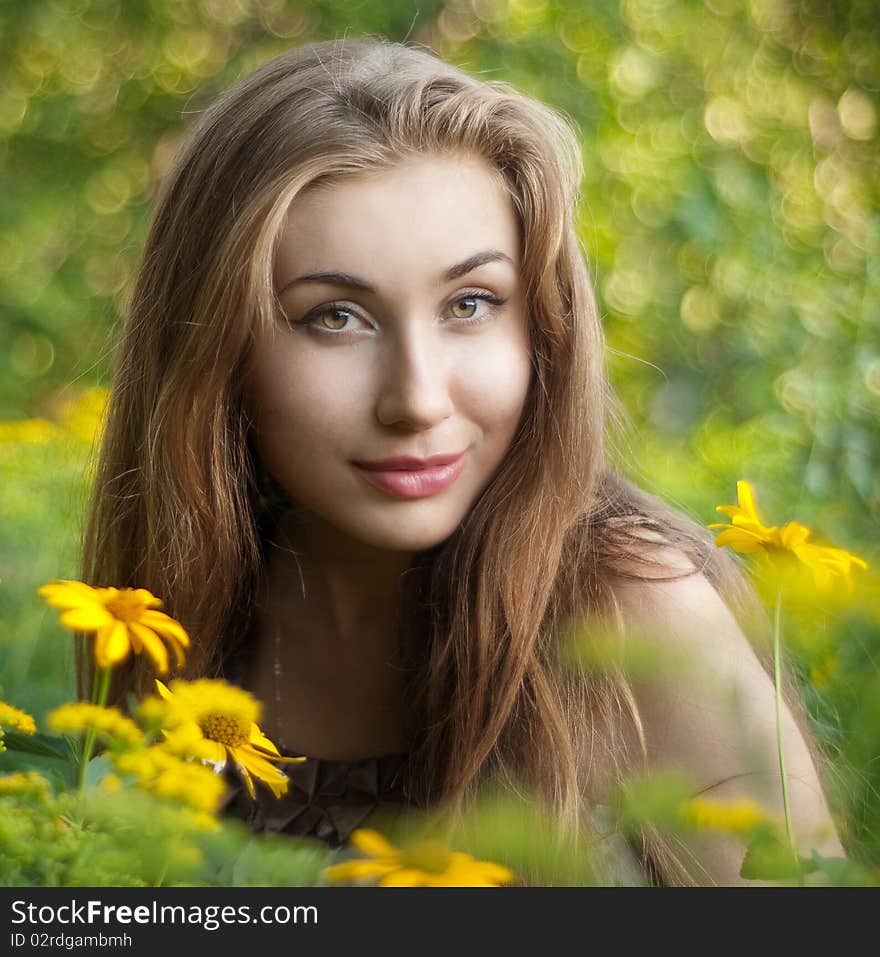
[199,712,250,748]
[104,589,149,621]
[398,841,452,874]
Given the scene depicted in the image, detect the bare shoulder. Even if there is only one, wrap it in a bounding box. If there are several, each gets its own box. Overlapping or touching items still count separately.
[607,539,845,883]
[611,539,742,658]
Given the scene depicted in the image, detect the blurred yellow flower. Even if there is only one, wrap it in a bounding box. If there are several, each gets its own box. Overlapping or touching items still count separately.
[101,773,123,793]
[144,679,303,799]
[112,743,227,814]
[37,579,189,673]
[0,388,108,449]
[0,418,60,444]
[0,771,51,799]
[47,702,145,748]
[0,701,36,751]
[680,796,774,835]
[709,481,868,589]
[58,385,109,443]
[322,828,516,887]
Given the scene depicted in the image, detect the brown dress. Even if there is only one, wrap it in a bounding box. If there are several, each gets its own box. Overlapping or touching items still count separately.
[221,750,412,848]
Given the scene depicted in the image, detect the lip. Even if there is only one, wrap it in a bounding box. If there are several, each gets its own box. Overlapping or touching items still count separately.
[352,450,467,499]
[354,451,466,471]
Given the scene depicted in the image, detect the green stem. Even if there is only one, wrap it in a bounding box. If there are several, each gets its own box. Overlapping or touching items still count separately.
[77,666,111,795]
[772,590,796,862]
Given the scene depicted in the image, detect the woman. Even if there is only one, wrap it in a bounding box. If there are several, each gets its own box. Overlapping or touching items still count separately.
[79,36,843,884]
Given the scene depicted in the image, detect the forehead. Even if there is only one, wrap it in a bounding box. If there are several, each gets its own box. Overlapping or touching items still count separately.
[273,155,521,288]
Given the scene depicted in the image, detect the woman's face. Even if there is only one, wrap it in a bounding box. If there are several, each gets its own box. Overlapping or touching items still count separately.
[245,153,533,555]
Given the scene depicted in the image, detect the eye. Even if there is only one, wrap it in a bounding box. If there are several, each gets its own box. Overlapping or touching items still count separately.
[450,296,479,319]
[448,291,507,324]
[315,307,356,332]
[292,303,367,336]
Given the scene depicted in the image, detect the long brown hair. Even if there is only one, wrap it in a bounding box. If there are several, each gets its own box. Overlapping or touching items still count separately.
[78,36,814,884]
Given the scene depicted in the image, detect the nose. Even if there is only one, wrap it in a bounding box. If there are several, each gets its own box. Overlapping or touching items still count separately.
[374,324,454,431]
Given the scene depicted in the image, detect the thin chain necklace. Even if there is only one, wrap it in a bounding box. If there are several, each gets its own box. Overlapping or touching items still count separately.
[268,520,308,755]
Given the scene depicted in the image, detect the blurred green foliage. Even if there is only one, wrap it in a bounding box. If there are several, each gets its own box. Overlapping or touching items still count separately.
[0,774,332,886]
[1,0,878,879]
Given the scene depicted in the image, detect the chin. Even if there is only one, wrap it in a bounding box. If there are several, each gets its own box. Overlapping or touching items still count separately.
[346,513,463,553]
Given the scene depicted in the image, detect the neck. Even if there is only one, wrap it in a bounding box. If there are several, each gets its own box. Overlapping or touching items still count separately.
[246,505,418,759]
[268,505,415,652]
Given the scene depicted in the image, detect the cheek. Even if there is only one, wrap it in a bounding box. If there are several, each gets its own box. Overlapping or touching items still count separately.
[453,334,533,431]
[246,348,372,485]
[250,346,368,436]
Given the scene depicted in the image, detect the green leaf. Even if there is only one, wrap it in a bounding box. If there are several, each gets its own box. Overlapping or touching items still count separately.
[740,833,814,882]
[2,730,69,760]
[806,850,879,887]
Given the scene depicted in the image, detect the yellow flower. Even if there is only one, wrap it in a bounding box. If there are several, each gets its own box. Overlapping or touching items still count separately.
[0,701,36,735]
[708,480,779,553]
[112,743,227,814]
[37,579,189,673]
[143,679,304,799]
[58,385,109,443]
[0,771,52,800]
[708,481,868,589]
[0,418,60,444]
[0,700,36,751]
[47,702,144,748]
[680,796,774,835]
[101,773,123,793]
[322,828,516,887]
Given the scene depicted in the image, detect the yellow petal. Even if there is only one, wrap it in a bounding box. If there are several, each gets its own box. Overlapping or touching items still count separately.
[320,862,364,883]
[58,603,115,631]
[777,521,811,549]
[166,636,187,668]
[248,724,281,756]
[714,504,742,520]
[129,588,164,609]
[93,621,132,668]
[239,764,256,799]
[190,737,227,764]
[128,621,170,674]
[735,480,761,522]
[448,854,514,883]
[350,828,399,858]
[37,580,104,607]
[233,746,289,798]
[155,679,172,700]
[809,544,867,572]
[379,868,426,887]
[429,872,498,887]
[790,541,869,590]
[713,527,768,553]
[127,626,143,653]
[247,725,307,763]
[728,515,774,535]
[322,860,398,883]
[139,611,190,648]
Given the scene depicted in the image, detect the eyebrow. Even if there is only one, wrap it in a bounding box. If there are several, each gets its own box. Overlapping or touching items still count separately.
[279,249,515,295]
